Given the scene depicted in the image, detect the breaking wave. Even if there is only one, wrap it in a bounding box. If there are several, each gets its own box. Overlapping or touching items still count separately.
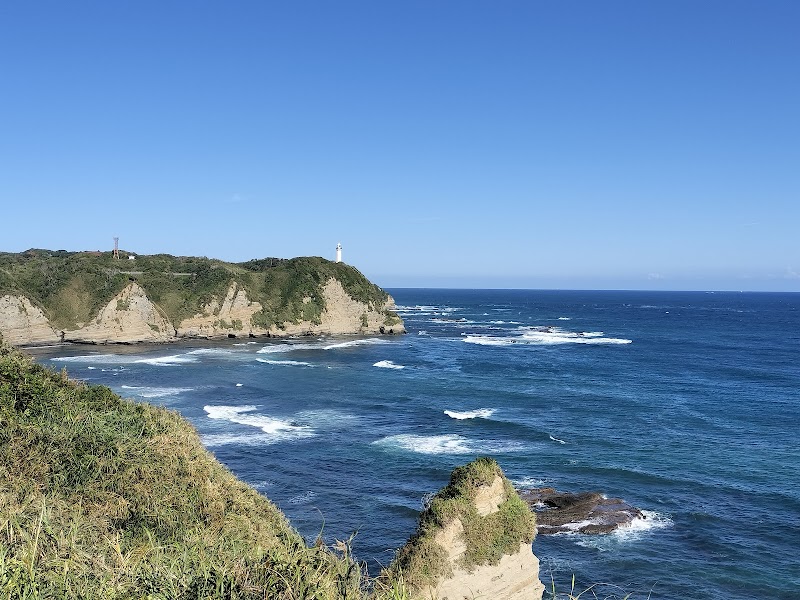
[203,405,315,443]
[373,360,405,369]
[372,433,524,455]
[463,326,631,346]
[444,408,495,420]
[120,385,195,398]
[574,510,674,549]
[257,338,387,354]
[256,358,314,367]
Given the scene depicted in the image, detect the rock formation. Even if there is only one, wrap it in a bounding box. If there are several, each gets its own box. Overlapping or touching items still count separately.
[385,458,544,600]
[0,295,61,345]
[519,487,644,534]
[1,279,403,346]
[65,282,175,344]
[177,281,265,338]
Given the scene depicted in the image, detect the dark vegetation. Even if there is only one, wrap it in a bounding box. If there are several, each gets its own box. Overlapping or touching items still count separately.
[0,250,394,331]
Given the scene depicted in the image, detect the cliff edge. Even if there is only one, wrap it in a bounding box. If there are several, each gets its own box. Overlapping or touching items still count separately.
[0,250,404,345]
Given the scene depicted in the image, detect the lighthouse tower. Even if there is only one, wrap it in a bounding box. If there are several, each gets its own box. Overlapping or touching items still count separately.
[335,243,342,263]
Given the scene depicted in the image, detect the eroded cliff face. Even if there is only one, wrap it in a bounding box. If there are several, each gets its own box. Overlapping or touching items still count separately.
[0,295,61,345]
[424,476,544,600]
[386,458,544,600]
[65,283,175,344]
[1,278,404,345]
[177,282,265,338]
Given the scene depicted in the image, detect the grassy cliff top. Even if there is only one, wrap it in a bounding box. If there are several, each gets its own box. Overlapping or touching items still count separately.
[0,249,392,330]
[0,338,365,599]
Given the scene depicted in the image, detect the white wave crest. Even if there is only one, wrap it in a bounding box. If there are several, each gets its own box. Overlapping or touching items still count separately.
[256,358,314,367]
[135,354,200,366]
[444,408,495,420]
[120,385,195,398]
[202,433,277,447]
[52,354,130,364]
[257,338,387,354]
[574,510,674,549]
[372,434,523,455]
[549,434,567,444]
[374,360,405,369]
[558,317,571,320]
[203,405,314,442]
[463,326,631,347]
[512,476,548,488]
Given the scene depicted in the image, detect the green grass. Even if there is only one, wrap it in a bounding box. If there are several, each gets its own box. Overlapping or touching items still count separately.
[0,250,398,333]
[381,457,536,592]
[0,340,367,599]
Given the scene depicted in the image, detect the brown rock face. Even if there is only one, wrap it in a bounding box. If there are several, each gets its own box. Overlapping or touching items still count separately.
[0,295,61,346]
[389,459,544,600]
[520,487,644,534]
[177,282,264,338]
[65,283,175,344]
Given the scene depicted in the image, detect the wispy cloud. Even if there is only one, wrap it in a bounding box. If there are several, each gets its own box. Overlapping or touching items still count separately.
[225,193,248,204]
[647,272,665,280]
[784,267,800,280]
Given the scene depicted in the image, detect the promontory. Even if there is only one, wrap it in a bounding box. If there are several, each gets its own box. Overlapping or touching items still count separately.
[0,249,405,346]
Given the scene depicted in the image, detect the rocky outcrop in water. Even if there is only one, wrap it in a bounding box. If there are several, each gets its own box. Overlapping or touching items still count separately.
[519,487,643,534]
[385,458,544,600]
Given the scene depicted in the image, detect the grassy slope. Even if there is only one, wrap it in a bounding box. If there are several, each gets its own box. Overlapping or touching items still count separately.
[0,341,364,599]
[0,250,396,331]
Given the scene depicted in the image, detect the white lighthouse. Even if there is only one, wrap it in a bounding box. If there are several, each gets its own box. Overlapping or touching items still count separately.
[335,242,342,263]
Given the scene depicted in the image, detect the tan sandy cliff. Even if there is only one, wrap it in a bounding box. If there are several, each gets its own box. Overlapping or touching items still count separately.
[384,458,544,600]
[1,278,404,345]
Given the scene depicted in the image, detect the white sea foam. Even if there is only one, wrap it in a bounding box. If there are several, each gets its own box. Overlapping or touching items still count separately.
[202,433,277,447]
[135,354,200,366]
[444,408,495,420]
[120,385,195,398]
[549,434,567,444]
[431,317,475,324]
[395,305,462,317]
[574,510,673,549]
[374,360,405,369]
[463,326,631,346]
[185,348,236,357]
[558,317,571,321]
[203,405,314,442]
[256,358,314,367]
[235,383,243,387]
[372,434,523,455]
[86,366,96,370]
[288,491,318,505]
[295,409,359,426]
[52,354,129,364]
[511,476,548,488]
[257,338,387,354]
[488,320,522,325]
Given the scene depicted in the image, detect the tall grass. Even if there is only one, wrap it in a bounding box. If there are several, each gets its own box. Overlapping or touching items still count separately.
[0,342,367,599]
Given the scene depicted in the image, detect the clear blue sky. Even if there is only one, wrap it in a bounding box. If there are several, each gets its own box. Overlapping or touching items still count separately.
[1,1,798,291]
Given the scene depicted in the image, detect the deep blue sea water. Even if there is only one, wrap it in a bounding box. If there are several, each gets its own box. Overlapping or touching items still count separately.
[30,290,800,599]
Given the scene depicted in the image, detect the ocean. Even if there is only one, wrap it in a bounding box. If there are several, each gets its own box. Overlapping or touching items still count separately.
[29,289,800,599]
